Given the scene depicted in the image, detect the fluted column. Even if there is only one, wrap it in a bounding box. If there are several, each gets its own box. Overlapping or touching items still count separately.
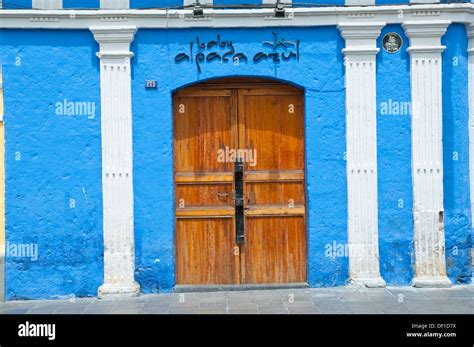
[466,24,474,279]
[403,21,451,288]
[91,26,140,298]
[338,23,386,288]
[100,0,129,9]
[32,0,63,9]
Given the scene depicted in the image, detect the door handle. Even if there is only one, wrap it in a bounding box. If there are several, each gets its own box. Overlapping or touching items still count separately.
[217,192,229,199]
[234,158,245,244]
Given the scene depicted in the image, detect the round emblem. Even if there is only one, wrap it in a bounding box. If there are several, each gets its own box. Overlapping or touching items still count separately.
[382,33,403,53]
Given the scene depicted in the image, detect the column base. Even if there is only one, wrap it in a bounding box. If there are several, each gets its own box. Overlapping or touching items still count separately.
[412,276,452,288]
[98,282,140,299]
[349,276,386,288]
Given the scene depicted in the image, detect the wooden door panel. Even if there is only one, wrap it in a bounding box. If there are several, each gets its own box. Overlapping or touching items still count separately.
[239,88,307,284]
[243,217,307,284]
[174,92,234,174]
[175,218,239,285]
[239,91,304,171]
[175,184,232,207]
[174,79,307,286]
[245,182,305,206]
[174,90,238,285]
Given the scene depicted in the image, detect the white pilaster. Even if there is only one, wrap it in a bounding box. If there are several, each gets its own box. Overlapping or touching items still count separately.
[338,23,386,288]
[345,0,374,5]
[184,0,213,5]
[467,24,474,279]
[262,0,292,4]
[100,0,129,9]
[91,26,139,299]
[410,0,440,3]
[403,20,451,288]
[32,0,62,9]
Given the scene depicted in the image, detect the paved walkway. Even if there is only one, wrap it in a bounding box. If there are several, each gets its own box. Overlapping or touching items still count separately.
[0,286,473,314]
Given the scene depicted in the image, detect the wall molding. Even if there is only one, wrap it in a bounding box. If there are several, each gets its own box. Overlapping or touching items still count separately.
[339,22,386,288]
[0,5,474,29]
[91,25,140,299]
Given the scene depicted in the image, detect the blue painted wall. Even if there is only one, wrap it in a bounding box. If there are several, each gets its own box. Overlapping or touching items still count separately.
[442,24,472,284]
[214,0,262,5]
[375,0,408,5]
[376,25,414,285]
[291,0,345,5]
[1,24,472,300]
[63,0,99,8]
[130,0,182,8]
[130,27,348,292]
[3,0,31,9]
[1,30,103,300]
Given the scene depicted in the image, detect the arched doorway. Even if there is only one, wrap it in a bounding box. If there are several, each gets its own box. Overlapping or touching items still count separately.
[173,77,307,287]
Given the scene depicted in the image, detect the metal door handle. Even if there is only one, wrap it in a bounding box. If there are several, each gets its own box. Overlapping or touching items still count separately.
[217,192,229,198]
[234,158,245,244]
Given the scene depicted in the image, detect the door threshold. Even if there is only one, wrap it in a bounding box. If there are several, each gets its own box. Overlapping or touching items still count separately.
[174,283,309,293]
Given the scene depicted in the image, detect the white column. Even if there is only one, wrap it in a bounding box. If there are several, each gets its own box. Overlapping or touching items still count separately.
[338,23,386,288]
[410,0,439,3]
[403,20,451,288]
[32,0,62,9]
[262,0,292,4]
[467,24,474,276]
[184,0,213,5]
[100,0,129,9]
[345,0,374,5]
[91,26,140,299]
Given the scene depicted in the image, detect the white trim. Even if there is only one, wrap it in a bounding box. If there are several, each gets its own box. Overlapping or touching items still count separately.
[100,0,129,9]
[32,0,63,10]
[403,20,452,288]
[0,5,473,29]
[91,26,140,299]
[339,22,386,288]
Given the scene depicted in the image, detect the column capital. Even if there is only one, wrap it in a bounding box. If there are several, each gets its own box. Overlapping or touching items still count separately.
[466,23,474,55]
[403,21,451,54]
[90,26,137,60]
[338,22,385,56]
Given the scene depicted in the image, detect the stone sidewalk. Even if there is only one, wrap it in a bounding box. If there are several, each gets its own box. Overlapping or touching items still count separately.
[0,286,472,314]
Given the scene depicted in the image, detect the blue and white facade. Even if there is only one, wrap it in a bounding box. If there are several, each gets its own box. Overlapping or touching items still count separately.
[0,0,472,300]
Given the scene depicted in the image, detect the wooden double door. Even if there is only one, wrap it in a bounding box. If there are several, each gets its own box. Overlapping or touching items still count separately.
[174,78,307,286]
